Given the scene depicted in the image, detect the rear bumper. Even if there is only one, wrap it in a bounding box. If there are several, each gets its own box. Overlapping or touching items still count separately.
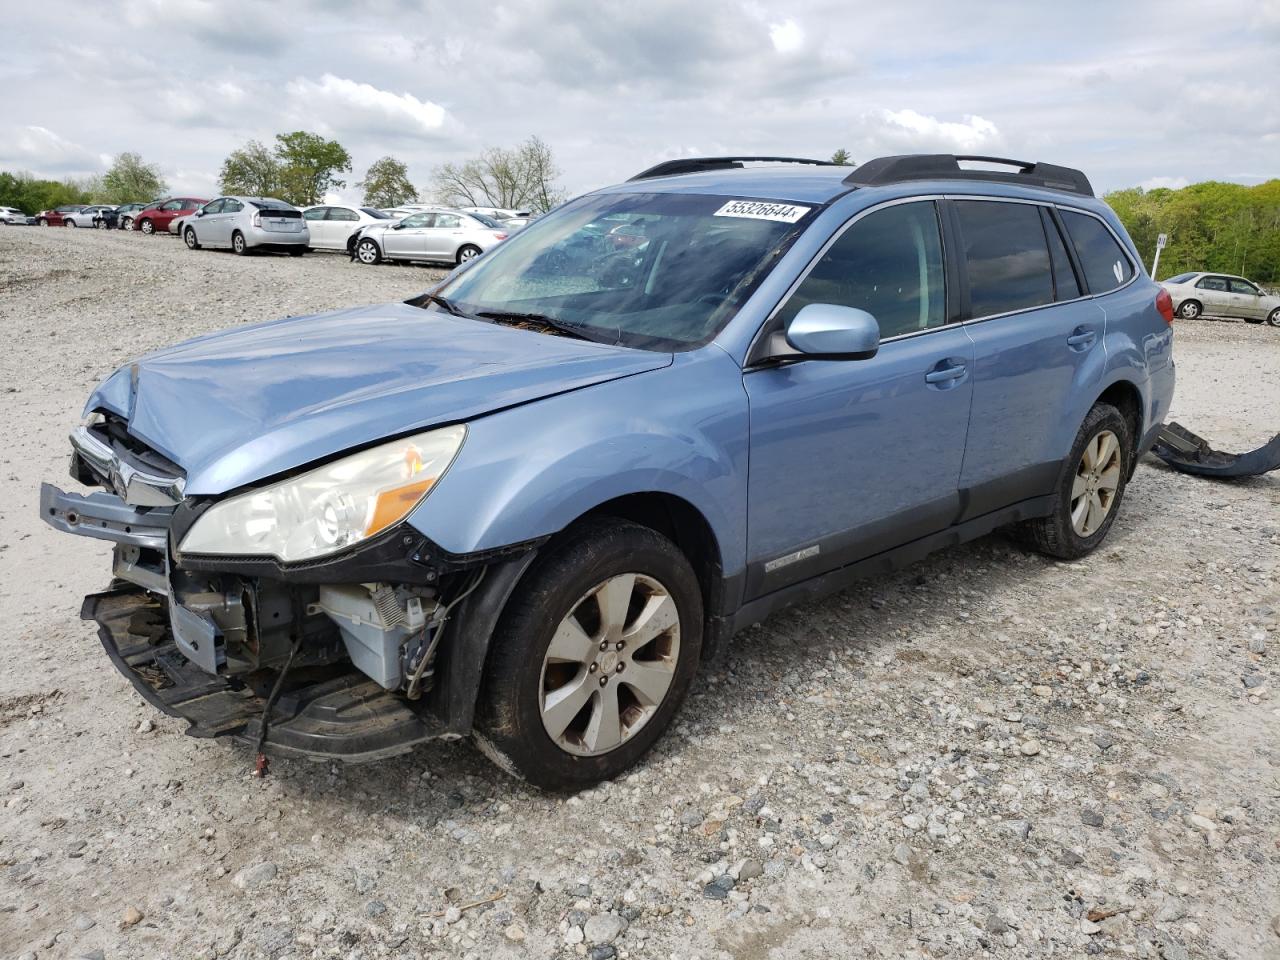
[84,586,447,762]
[246,226,309,247]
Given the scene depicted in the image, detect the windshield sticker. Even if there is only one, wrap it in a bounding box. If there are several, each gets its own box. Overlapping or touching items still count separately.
[713,200,811,223]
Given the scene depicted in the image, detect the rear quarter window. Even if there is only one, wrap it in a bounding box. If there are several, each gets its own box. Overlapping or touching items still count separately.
[1060,210,1134,294]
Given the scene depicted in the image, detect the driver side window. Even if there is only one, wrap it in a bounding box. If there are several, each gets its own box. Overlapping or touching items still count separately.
[775,201,946,341]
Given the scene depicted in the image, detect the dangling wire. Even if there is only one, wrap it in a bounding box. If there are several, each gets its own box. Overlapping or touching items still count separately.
[405,568,486,700]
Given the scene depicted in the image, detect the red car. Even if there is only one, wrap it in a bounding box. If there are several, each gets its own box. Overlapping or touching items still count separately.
[35,205,88,227]
[132,197,208,235]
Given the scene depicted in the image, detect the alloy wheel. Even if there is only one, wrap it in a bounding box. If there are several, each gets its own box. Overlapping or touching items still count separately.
[357,240,379,264]
[1268,309,1280,328]
[1070,429,1122,537]
[539,572,680,757]
[1180,301,1200,319]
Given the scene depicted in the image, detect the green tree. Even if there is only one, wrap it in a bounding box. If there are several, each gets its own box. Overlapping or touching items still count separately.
[101,152,167,203]
[431,136,566,213]
[218,140,282,197]
[830,148,853,165]
[358,156,418,207]
[0,171,91,213]
[274,131,352,206]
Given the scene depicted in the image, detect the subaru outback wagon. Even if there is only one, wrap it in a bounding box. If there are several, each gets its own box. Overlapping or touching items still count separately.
[41,153,1175,789]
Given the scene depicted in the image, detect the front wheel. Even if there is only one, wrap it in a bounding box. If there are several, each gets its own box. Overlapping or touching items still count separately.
[1017,403,1132,560]
[95,219,108,230]
[1177,299,1201,320]
[355,238,381,265]
[456,244,482,265]
[37,218,48,227]
[1268,308,1280,328]
[121,217,133,231]
[65,219,77,228]
[474,519,703,790]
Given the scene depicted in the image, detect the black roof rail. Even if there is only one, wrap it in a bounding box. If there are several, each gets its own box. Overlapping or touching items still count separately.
[628,156,835,182]
[844,154,1094,197]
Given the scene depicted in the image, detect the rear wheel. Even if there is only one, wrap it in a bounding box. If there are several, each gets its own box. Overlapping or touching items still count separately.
[1268,308,1280,328]
[232,231,248,255]
[1177,299,1201,320]
[95,219,108,230]
[356,238,381,265]
[139,218,155,235]
[474,519,703,790]
[121,216,133,231]
[456,244,482,265]
[1017,403,1132,560]
[65,219,76,228]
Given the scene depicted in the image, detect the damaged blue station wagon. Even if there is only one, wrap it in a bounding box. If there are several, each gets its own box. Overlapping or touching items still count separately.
[41,154,1175,789]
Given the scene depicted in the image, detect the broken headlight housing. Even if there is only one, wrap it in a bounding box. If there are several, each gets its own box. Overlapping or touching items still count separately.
[179,425,465,563]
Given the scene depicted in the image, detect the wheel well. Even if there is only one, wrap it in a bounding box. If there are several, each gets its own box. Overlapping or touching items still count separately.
[572,493,725,620]
[1095,380,1143,470]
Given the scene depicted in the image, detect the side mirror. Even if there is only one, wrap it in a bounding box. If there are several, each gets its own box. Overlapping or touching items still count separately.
[771,303,880,361]
[392,222,405,230]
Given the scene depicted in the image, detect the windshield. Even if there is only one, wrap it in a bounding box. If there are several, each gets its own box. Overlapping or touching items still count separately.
[439,192,814,350]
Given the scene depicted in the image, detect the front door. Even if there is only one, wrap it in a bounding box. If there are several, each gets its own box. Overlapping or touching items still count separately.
[744,200,973,598]
[1228,278,1265,320]
[383,212,432,257]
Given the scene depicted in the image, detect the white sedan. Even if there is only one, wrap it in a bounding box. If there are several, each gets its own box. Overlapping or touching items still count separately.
[301,204,395,251]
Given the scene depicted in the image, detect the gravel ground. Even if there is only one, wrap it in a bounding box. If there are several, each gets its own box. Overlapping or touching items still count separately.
[1,226,1277,960]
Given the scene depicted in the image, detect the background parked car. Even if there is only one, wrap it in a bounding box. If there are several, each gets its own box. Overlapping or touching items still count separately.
[462,205,532,221]
[301,204,392,251]
[349,209,509,266]
[63,205,116,228]
[114,202,148,230]
[35,205,87,227]
[181,196,308,255]
[0,206,31,225]
[133,197,207,235]
[1161,271,1280,326]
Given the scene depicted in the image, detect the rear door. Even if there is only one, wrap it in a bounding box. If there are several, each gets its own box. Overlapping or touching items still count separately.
[744,199,974,597]
[1228,278,1265,320]
[303,206,330,247]
[424,212,465,260]
[326,206,361,249]
[1194,275,1231,316]
[954,199,1108,517]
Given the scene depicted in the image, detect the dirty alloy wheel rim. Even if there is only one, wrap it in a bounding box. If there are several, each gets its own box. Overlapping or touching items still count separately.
[460,246,478,261]
[1071,429,1122,537]
[233,235,244,253]
[1182,302,1199,319]
[141,220,153,234]
[1269,309,1280,327]
[357,241,378,264]
[539,572,681,757]
[185,230,197,249]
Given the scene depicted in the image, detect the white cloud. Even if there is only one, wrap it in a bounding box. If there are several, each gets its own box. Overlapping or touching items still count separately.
[769,18,804,54]
[865,109,1002,153]
[284,74,448,138]
[1,126,101,174]
[1140,175,1190,191]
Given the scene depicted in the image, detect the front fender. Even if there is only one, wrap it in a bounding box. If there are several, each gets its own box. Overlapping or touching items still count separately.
[407,348,749,579]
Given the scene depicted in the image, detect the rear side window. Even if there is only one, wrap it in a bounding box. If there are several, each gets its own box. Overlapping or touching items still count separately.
[1042,210,1081,301]
[330,207,359,221]
[303,207,327,221]
[954,200,1054,318]
[776,201,945,340]
[1165,272,1197,284]
[1060,210,1133,294]
[1197,276,1227,291]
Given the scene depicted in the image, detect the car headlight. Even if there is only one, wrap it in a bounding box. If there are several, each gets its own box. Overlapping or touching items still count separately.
[179,425,465,562]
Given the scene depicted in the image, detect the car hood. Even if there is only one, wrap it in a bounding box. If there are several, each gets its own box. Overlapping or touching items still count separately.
[86,302,671,495]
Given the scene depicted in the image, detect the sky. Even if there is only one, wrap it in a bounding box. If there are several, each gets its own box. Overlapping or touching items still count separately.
[2,0,1277,203]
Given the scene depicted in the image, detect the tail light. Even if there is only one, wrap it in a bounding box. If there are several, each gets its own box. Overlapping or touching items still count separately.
[1155,288,1174,325]
[252,212,262,227]
[494,232,508,241]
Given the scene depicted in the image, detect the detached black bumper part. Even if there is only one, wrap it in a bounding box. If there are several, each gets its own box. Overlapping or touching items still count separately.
[84,586,446,763]
[1152,422,1280,479]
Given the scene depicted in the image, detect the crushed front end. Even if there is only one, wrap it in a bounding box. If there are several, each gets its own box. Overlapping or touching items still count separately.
[41,414,525,763]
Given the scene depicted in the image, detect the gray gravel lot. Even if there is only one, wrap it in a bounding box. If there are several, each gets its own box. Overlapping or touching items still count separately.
[1,227,1277,960]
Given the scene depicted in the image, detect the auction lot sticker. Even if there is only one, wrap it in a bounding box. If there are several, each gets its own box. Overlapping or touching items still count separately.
[713,200,811,223]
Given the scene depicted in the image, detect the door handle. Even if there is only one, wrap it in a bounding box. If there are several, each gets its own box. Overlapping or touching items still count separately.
[1067,327,1097,350]
[925,359,967,385]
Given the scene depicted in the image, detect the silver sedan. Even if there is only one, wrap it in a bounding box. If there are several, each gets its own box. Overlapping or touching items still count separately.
[1161,271,1280,326]
[180,197,309,255]
[349,210,510,266]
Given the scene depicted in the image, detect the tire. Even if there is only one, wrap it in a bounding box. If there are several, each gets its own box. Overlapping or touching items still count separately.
[456,244,482,265]
[1177,299,1201,320]
[95,219,108,230]
[37,218,48,227]
[474,518,703,790]
[288,247,305,257]
[1268,308,1280,328]
[183,228,200,250]
[1017,403,1133,560]
[232,231,248,255]
[139,218,155,235]
[65,219,77,228]
[355,238,381,265]
[121,217,132,231]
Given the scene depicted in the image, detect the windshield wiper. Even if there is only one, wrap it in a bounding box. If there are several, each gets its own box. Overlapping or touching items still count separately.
[474,310,601,342]
[410,292,467,317]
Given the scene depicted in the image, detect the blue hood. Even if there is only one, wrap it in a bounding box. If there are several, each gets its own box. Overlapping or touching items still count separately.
[87,302,671,495]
